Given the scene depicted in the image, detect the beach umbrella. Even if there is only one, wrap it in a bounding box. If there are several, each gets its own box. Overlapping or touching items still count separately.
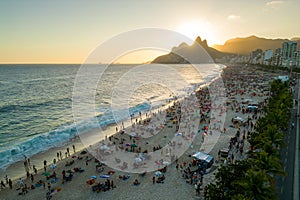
[100,175,110,178]
[42,172,51,176]
[154,171,162,177]
[162,161,169,165]
[135,157,142,163]
[130,132,137,137]
[131,143,137,148]
[50,164,56,170]
[100,145,110,150]
[175,133,182,136]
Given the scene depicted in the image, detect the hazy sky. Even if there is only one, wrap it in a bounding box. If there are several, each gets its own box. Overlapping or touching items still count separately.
[1,0,299,63]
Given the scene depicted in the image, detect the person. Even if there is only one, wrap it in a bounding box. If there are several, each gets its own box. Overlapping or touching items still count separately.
[59,151,62,160]
[47,182,51,192]
[57,152,60,160]
[0,181,6,190]
[24,184,28,194]
[18,178,24,189]
[152,176,155,184]
[72,144,76,153]
[4,175,8,184]
[33,165,37,174]
[133,179,140,186]
[31,174,34,183]
[111,180,114,190]
[44,160,47,167]
[67,147,70,156]
[8,179,12,189]
[27,158,31,168]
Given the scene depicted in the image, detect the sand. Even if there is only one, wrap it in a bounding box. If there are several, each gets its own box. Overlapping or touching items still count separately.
[0,65,282,200]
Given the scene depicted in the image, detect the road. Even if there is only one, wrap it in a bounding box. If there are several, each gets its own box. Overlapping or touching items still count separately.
[276,79,299,200]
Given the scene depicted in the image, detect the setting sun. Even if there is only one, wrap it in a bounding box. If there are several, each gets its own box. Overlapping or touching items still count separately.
[176,21,217,46]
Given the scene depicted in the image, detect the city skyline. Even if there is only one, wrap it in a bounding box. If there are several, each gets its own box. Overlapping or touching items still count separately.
[1,0,300,64]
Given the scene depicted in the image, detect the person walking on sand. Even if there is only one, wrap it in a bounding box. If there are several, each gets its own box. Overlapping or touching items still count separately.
[27,158,31,168]
[111,180,114,190]
[72,144,76,153]
[47,182,51,192]
[57,152,60,161]
[30,174,34,183]
[33,165,37,174]
[0,181,6,190]
[59,151,62,160]
[8,179,12,189]
[4,175,8,184]
[152,176,155,184]
[67,147,70,156]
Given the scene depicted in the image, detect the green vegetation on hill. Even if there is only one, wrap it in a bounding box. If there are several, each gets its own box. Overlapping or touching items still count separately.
[204,79,292,199]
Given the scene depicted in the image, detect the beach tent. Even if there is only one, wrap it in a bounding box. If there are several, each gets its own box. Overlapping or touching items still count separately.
[192,151,214,168]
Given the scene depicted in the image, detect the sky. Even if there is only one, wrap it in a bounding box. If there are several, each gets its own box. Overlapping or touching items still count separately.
[0,0,300,64]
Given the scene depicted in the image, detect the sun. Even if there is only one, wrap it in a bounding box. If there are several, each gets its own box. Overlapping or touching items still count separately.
[176,21,217,46]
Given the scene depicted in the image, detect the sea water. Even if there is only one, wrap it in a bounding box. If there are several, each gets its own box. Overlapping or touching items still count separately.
[0,64,224,170]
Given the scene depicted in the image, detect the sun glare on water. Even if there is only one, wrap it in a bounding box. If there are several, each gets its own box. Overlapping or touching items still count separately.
[176,21,217,46]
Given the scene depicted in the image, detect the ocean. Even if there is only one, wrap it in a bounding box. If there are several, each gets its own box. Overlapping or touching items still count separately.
[0,64,224,170]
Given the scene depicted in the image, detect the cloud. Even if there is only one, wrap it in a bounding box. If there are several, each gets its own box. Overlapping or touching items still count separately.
[266,1,284,7]
[227,15,241,20]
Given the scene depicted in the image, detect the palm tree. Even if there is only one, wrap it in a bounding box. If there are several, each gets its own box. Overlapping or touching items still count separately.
[234,169,276,200]
[251,150,285,177]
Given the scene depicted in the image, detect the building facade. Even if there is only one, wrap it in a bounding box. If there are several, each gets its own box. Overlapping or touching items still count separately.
[281,41,297,67]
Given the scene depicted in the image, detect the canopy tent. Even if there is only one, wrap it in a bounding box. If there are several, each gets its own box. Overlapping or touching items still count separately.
[192,151,214,168]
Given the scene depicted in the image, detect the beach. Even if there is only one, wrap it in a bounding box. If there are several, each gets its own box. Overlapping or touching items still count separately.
[0,65,283,200]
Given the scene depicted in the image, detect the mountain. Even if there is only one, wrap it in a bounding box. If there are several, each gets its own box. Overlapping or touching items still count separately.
[152,36,232,64]
[213,35,300,55]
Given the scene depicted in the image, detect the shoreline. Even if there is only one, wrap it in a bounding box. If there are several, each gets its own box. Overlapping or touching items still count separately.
[0,65,280,200]
[0,64,216,182]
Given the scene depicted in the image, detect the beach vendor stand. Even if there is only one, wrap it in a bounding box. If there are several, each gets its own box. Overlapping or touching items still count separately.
[191,151,214,169]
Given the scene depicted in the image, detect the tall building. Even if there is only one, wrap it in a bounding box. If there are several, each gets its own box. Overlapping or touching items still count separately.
[250,49,263,64]
[281,41,297,67]
[263,49,273,65]
[272,48,281,66]
[295,50,300,67]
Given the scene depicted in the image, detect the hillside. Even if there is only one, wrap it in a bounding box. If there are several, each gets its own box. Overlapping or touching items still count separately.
[152,36,232,64]
[213,35,300,55]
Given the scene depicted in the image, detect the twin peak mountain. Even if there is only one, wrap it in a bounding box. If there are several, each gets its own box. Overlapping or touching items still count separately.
[151,35,300,64]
